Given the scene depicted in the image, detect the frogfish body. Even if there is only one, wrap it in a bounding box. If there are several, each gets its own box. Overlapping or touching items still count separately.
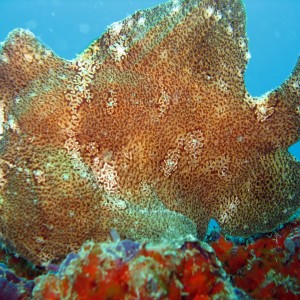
[0,0,299,265]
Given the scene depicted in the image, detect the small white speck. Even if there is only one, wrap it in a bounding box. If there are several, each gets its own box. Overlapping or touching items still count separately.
[226,25,233,35]
[69,211,75,217]
[62,173,70,180]
[214,10,222,21]
[33,169,43,176]
[204,6,214,19]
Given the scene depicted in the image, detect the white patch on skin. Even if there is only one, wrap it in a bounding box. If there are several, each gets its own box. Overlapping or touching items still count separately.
[110,21,123,35]
[126,18,134,29]
[238,38,246,49]
[226,25,233,35]
[93,158,119,194]
[109,39,128,62]
[292,80,299,89]
[62,173,70,181]
[254,94,275,122]
[204,6,215,19]
[0,53,9,63]
[102,194,127,211]
[68,211,75,217]
[24,53,33,62]
[162,149,180,177]
[214,10,222,21]
[7,114,19,132]
[171,2,180,14]
[137,16,146,26]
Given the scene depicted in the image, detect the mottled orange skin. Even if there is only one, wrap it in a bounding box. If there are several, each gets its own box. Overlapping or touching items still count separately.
[0,0,299,265]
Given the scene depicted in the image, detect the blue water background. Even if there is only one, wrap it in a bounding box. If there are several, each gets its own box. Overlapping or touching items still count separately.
[0,0,299,159]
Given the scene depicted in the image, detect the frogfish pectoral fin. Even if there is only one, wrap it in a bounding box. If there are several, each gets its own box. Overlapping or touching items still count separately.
[248,56,300,149]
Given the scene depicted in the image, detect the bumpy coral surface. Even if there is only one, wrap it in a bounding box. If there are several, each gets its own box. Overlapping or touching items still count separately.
[32,237,246,300]
[1,220,299,299]
[0,262,34,300]
[30,219,300,299]
[210,218,300,299]
[0,0,299,265]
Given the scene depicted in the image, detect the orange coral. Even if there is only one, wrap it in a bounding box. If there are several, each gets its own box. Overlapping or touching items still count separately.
[0,0,299,265]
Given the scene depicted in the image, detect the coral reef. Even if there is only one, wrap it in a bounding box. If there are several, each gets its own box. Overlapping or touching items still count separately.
[0,262,34,300]
[0,247,44,280]
[32,219,300,299]
[32,236,246,300]
[210,218,300,299]
[0,0,299,266]
[0,219,299,299]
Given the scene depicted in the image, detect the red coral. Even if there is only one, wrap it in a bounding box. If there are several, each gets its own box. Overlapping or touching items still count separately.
[211,219,300,299]
[32,240,239,299]
[4,219,299,299]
